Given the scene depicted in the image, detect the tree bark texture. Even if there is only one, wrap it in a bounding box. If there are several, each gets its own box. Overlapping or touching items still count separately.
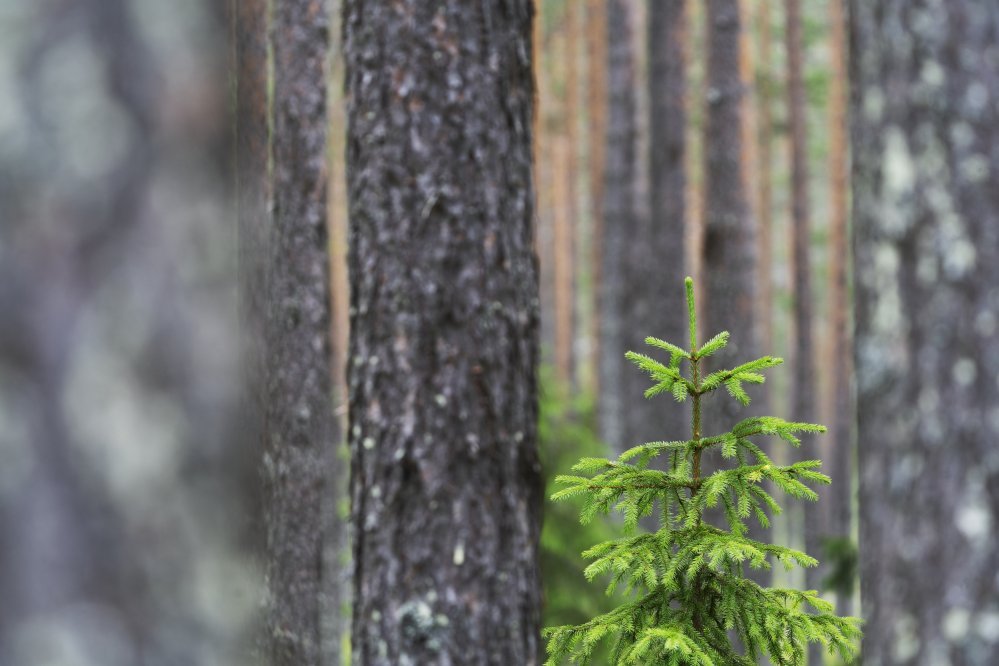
[853,1,999,663]
[598,0,639,453]
[642,0,688,447]
[702,0,759,426]
[265,1,336,664]
[343,1,542,663]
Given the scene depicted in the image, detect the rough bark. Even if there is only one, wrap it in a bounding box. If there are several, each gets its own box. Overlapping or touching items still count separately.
[265,1,336,664]
[598,0,639,453]
[343,1,542,663]
[644,0,688,447]
[702,0,758,421]
[853,1,999,663]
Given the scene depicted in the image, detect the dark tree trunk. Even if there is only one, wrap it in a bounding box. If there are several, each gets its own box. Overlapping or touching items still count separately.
[265,1,336,664]
[343,1,542,663]
[642,0,688,446]
[598,0,639,453]
[702,0,758,428]
[853,1,999,664]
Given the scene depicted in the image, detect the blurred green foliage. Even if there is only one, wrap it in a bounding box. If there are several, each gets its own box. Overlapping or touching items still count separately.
[538,370,624,660]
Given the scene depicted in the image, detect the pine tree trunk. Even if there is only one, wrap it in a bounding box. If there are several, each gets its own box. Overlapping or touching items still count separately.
[755,0,775,357]
[599,0,640,453]
[822,0,852,618]
[785,0,819,623]
[644,0,688,447]
[343,1,542,663]
[265,1,337,664]
[586,0,609,397]
[853,1,999,663]
[702,0,758,417]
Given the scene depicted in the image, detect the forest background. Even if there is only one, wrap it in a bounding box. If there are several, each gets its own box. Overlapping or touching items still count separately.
[1,0,997,664]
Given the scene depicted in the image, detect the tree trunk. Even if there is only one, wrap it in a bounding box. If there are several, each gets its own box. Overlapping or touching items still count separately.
[586,0,608,397]
[755,0,775,357]
[702,0,758,418]
[235,0,269,558]
[265,1,336,663]
[343,1,543,663]
[853,1,999,663]
[785,0,819,624]
[822,0,853,618]
[598,0,639,453]
[644,0,688,447]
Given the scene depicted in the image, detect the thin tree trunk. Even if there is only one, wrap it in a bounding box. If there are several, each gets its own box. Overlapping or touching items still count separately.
[645,0,688,447]
[756,0,774,356]
[823,0,852,619]
[586,0,608,396]
[553,132,575,387]
[785,0,820,624]
[598,0,639,453]
[265,1,336,663]
[854,1,999,663]
[702,0,758,411]
[537,9,556,376]
[343,1,542,663]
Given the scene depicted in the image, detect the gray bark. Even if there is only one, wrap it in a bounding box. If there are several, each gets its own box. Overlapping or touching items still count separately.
[642,0,688,446]
[598,0,639,454]
[343,1,542,663]
[264,1,338,664]
[853,1,999,663]
[702,0,759,411]
[0,1,248,663]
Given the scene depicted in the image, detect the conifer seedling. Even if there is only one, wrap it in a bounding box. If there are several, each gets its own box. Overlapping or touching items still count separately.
[544,278,861,665]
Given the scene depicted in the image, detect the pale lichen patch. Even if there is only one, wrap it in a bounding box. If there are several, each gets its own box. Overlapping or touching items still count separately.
[943,607,971,641]
[952,358,977,387]
[893,612,921,662]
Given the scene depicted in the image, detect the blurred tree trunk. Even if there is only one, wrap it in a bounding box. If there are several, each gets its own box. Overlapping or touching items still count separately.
[265,0,338,663]
[234,0,269,555]
[552,1,579,389]
[785,0,819,615]
[643,0,687,445]
[702,0,758,414]
[755,0,774,356]
[822,0,853,618]
[0,0,158,658]
[343,1,542,663]
[598,0,639,453]
[853,1,999,663]
[586,0,608,396]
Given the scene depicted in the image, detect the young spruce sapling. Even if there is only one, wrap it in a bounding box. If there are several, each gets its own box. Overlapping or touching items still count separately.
[544,278,861,665]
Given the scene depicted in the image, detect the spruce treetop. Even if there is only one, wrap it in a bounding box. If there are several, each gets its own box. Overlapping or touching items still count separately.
[544,278,861,665]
